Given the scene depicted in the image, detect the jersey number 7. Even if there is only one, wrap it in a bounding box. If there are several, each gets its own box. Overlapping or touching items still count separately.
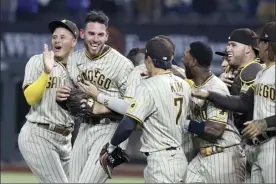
[174,97,183,124]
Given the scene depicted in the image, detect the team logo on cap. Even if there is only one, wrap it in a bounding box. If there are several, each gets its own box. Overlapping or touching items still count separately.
[162,57,167,60]
[265,34,268,38]
[228,36,231,39]
[61,20,67,23]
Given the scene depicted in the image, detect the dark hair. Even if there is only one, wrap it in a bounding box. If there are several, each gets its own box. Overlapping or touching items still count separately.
[154,35,175,53]
[127,48,145,59]
[126,48,145,66]
[85,10,109,27]
[268,42,276,61]
[189,41,213,67]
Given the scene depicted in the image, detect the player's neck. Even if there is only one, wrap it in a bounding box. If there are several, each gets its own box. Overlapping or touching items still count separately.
[151,68,171,76]
[264,59,276,68]
[239,55,256,69]
[193,70,212,87]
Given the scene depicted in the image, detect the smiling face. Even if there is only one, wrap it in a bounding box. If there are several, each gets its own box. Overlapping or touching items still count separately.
[81,22,109,57]
[226,41,248,67]
[51,27,77,60]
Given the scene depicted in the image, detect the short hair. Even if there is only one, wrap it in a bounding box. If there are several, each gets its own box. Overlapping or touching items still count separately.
[154,35,175,53]
[85,10,109,27]
[126,48,145,66]
[189,41,213,67]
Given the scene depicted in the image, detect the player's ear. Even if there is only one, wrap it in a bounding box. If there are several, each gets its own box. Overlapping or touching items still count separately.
[245,45,251,54]
[105,30,109,42]
[80,29,85,39]
[72,38,77,48]
[191,58,197,67]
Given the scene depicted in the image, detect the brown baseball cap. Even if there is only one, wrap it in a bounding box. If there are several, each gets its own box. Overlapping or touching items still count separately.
[253,22,276,42]
[48,19,79,39]
[145,37,174,69]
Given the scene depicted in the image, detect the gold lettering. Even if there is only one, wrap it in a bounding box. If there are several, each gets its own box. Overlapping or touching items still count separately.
[98,74,105,86]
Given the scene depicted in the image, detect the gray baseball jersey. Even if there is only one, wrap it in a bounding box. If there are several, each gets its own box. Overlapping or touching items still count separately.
[248,63,275,183]
[18,54,74,183]
[67,46,134,183]
[185,75,246,183]
[126,72,191,183]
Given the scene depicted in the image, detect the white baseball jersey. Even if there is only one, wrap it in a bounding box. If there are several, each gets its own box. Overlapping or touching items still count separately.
[249,63,275,183]
[253,63,275,120]
[189,75,241,148]
[67,46,134,183]
[126,72,191,153]
[23,54,74,126]
[124,64,186,99]
[186,75,245,183]
[19,54,74,183]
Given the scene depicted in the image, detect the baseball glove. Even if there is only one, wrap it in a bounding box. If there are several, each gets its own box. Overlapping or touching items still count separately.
[66,88,94,117]
[99,143,130,179]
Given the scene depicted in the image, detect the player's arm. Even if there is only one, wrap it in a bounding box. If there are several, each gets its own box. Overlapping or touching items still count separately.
[265,115,276,128]
[192,87,254,113]
[23,54,49,105]
[107,85,154,149]
[184,101,229,142]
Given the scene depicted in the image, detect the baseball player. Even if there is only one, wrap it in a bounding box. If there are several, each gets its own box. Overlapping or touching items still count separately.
[192,22,276,183]
[99,37,191,183]
[56,10,134,183]
[182,41,246,183]
[18,20,79,183]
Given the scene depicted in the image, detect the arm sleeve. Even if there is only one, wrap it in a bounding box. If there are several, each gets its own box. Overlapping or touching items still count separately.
[24,72,49,105]
[97,93,129,115]
[265,115,276,128]
[22,55,44,89]
[110,115,138,146]
[206,101,228,125]
[125,84,156,124]
[208,87,254,113]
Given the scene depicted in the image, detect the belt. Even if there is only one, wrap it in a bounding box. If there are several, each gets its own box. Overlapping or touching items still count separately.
[36,123,73,136]
[200,143,240,157]
[247,131,276,146]
[144,147,177,156]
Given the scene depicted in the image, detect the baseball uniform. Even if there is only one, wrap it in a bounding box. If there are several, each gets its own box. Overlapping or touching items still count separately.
[247,63,275,183]
[67,46,134,183]
[18,54,74,183]
[126,72,191,183]
[185,75,246,183]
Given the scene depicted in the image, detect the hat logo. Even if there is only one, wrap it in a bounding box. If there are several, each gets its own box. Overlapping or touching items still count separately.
[228,36,231,40]
[265,34,268,38]
[163,57,167,60]
[61,20,67,23]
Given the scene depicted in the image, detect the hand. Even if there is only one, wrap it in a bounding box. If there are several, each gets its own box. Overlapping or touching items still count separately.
[219,72,235,87]
[43,44,55,74]
[191,89,209,99]
[77,80,99,99]
[242,119,268,139]
[56,86,71,101]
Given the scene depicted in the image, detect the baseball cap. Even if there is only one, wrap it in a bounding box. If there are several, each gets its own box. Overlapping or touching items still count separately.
[228,28,259,51]
[48,19,79,39]
[215,50,228,57]
[253,22,276,42]
[145,37,174,69]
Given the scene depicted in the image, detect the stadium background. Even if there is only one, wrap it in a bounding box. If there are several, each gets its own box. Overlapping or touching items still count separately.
[1,0,274,183]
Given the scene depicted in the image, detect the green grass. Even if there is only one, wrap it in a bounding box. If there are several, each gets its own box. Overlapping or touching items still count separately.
[1,172,144,183]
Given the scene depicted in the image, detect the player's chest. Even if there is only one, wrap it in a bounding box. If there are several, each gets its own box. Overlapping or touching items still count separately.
[46,64,70,89]
[254,71,275,101]
[73,59,118,89]
[190,97,209,120]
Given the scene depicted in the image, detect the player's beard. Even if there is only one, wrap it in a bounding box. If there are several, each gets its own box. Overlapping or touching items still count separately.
[85,41,104,58]
[184,66,193,79]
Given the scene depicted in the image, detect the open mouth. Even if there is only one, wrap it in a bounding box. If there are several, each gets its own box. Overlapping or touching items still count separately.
[90,43,99,50]
[54,46,62,52]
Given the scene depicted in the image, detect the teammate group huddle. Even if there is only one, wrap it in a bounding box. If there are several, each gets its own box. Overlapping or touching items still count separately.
[18,9,275,183]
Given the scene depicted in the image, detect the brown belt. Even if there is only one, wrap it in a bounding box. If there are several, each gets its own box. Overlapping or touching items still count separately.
[36,123,73,136]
